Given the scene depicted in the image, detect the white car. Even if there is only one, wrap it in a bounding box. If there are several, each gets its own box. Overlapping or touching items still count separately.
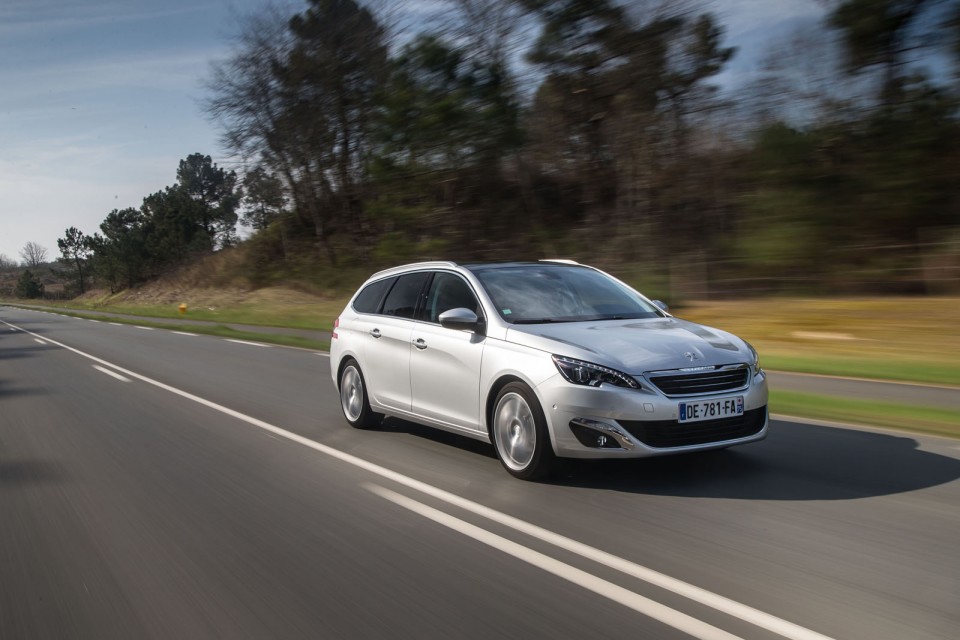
[331,260,768,479]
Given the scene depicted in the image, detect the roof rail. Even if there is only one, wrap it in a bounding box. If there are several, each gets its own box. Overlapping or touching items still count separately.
[539,258,579,265]
[368,260,459,280]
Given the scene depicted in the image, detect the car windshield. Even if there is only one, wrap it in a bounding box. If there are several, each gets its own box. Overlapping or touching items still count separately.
[472,265,662,324]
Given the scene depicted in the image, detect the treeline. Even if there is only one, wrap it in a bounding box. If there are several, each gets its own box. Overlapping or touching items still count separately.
[53,154,240,295]
[59,0,960,298]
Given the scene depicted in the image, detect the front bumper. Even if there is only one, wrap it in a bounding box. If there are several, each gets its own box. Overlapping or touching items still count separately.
[537,370,769,459]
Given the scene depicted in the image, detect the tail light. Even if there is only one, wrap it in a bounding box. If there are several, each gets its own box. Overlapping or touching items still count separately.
[332,317,339,340]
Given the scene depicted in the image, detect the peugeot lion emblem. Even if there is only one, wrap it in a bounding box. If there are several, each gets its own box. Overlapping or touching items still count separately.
[683,351,699,362]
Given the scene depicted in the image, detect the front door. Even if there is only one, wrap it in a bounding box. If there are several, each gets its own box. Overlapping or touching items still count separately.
[409,272,485,432]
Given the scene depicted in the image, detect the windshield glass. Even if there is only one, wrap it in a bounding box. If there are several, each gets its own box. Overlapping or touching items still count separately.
[473,265,662,323]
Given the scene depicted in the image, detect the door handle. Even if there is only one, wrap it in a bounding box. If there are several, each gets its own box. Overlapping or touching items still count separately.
[413,337,427,350]
[370,328,381,338]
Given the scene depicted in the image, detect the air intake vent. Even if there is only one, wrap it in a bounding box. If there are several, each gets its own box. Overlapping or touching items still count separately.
[648,366,749,397]
[618,407,766,448]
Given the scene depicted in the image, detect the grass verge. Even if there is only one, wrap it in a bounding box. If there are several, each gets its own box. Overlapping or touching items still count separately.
[771,389,960,439]
[18,299,342,331]
[35,309,330,352]
[762,353,960,387]
[680,297,960,388]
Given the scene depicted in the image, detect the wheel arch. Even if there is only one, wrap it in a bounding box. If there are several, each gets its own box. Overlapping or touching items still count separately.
[485,374,557,455]
[335,354,359,390]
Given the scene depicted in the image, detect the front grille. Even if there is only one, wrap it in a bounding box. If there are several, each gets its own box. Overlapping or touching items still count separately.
[648,366,749,397]
[617,407,766,449]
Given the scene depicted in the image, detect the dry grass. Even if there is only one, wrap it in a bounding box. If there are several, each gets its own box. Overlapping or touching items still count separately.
[675,297,960,385]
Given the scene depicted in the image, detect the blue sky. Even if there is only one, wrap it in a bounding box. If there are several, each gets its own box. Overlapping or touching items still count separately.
[0,0,825,264]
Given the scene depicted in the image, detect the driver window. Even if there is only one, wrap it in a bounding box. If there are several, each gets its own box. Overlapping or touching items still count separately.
[423,273,480,324]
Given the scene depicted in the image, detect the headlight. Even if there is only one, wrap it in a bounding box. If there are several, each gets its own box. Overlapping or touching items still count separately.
[552,355,640,389]
[746,343,762,376]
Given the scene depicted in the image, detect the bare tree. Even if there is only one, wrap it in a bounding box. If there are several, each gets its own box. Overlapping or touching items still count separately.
[438,0,529,73]
[20,242,48,268]
[0,253,17,271]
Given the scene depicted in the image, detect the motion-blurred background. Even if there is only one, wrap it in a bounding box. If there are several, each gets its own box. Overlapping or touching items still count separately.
[2,1,958,433]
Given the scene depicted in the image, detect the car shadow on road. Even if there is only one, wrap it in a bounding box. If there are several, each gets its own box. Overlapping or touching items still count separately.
[0,378,47,398]
[0,345,49,361]
[551,421,960,500]
[380,417,499,461]
[0,460,67,486]
[374,416,959,500]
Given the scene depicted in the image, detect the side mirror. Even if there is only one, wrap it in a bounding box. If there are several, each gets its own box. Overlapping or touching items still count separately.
[439,308,484,333]
[652,300,669,313]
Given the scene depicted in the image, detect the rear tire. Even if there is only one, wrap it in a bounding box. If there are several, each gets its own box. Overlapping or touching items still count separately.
[339,359,382,429]
[491,382,555,480]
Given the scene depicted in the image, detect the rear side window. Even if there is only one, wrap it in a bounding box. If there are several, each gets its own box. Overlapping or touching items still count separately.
[381,272,430,319]
[352,277,395,314]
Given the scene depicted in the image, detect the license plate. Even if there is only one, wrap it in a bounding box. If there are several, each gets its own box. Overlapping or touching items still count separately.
[678,396,744,423]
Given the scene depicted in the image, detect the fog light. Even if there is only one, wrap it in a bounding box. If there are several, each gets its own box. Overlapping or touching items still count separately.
[568,418,633,450]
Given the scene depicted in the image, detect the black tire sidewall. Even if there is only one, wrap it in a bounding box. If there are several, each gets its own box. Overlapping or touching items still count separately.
[340,359,377,429]
[493,382,554,480]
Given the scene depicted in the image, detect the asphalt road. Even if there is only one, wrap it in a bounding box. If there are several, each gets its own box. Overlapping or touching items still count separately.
[2,306,958,640]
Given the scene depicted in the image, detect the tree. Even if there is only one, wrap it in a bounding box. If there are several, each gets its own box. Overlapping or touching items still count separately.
[140,186,208,267]
[15,269,44,299]
[828,0,943,105]
[368,33,525,256]
[19,241,48,268]
[93,208,150,289]
[425,0,530,99]
[0,253,17,271]
[377,35,522,169]
[241,167,287,231]
[207,0,389,265]
[177,153,241,249]
[57,227,91,294]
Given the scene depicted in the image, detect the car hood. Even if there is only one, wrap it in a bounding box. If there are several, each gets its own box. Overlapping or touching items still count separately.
[505,318,750,373]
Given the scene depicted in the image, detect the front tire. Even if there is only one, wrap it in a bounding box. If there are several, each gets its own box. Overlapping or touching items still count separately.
[492,382,555,480]
[339,360,382,429]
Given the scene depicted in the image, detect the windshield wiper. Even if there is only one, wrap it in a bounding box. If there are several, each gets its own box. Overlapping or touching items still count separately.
[511,318,586,324]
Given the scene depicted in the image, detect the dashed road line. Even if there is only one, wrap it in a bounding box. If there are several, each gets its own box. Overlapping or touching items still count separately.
[225,339,270,348]
[92,365,130,382]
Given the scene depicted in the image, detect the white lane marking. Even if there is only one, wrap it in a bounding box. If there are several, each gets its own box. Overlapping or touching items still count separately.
[172,331,198,337]
[315,352,330,357]
[88,319,99,323]
[92,365,130,382]
[136,326,155,331]
[367,484,741,640]
[34,338,48,345]
[109,322,123,326]
[225,339,270,348]
[0,317,835,640]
